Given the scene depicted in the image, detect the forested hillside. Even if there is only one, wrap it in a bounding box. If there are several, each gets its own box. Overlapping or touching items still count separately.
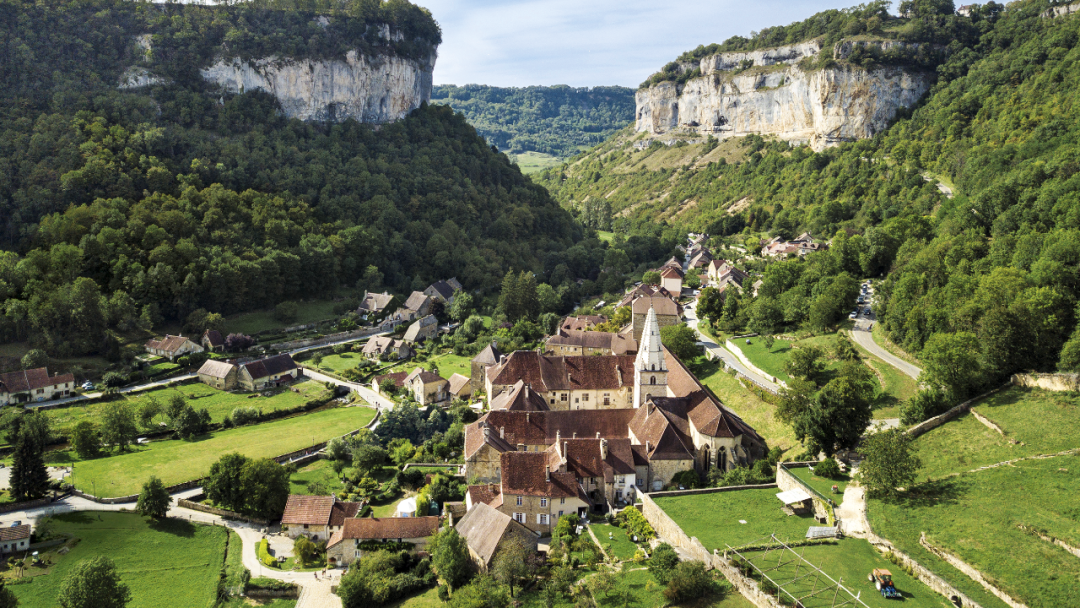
[0,0,590,357]
[431,85,635,157]
[541,0,1080,420]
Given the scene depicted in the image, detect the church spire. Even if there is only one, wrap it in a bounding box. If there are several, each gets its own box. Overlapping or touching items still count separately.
[634,305,668,408]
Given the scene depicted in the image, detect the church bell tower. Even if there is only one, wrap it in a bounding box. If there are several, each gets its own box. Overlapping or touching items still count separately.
[634,305,668,408]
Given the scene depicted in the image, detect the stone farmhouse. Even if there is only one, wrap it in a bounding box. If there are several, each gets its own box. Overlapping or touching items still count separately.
[631,295,681,342]
[0,367,75,405]
[372,371,408,394]
[560,315,606,333]
[404,368,449,405]
[688,248,713,271]
[489,380,550,412]
[424,278,461,304]
[197,354,298,391]
[707,261,752,293]
[465,308,765,504]
[448,373,472,401]
[144,334,203,361]
[281,495,362,542]
[358,291,395,319]
[201,330,225,353]
[544,330,637,357]
[0,525,31,554]
[403,314,438,344]
[616,284,678,310]
[380,291,434,330]
[454,502,536,571]
[326,516,440,567]
[362,336,413,361]
[197,360,239,390]
[658,257,685,295]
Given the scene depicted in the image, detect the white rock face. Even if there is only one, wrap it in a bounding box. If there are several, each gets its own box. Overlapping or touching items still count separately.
[119,66,170,89]
[1043,2,1080,18]
[637,46,931,150]
[199,49,436,124]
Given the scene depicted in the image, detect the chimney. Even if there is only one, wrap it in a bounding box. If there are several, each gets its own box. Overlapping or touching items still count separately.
[500,426,505,439]
[573,432,577,439]
[646,441,652,453]
[600,439,608,461]
[563,441,568,460]
[556,430,560,444]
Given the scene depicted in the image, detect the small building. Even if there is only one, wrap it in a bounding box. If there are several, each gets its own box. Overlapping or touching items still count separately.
[560,315,606,333]
[660,266,684,295]
[424,280,458,305]
[403,314,438,344]
[238,354,299,391]
[0,525,31,554]
[448,373,473,401]
[281,495,362,542]
[373,371,408,394]
[545,330,637,357]
[0,368,76,406]
[470,342,503,396]
[326,517,440,567]
[201,330,225,353]
[144,335,203,361]
[403,368,449,405]
[361,336,413,361]
[455,503,537,571]
[403,292,434,317]
[489,380,549,412]
[630,296,681,342]
[359,291,395,318]
[196,359,238,390]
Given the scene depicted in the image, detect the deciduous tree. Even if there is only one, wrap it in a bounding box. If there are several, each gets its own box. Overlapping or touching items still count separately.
[57,556,131,608]
[136,476,170,519]
[860,429,921,498]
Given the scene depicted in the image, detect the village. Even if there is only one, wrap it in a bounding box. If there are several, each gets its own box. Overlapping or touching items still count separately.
[0,230,1075,608]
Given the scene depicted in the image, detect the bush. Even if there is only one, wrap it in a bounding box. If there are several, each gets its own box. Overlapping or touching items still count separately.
[814,458,842,479]
[274,301,299,323]
[257,539,276,568]
[671,469,702,489]
[900,388,953,424]
[663,561,717,603]
[649,543,680,584]
[229,406,260,427]
[247,577,295,592]
[615,507,655,541]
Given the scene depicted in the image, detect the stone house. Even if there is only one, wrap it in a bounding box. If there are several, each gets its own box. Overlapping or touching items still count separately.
[489,380,550,412]
[545,330,637,357]
[196,360,238,390]
[201,330,225,353]
[358,291,395,318]
[560,315,606,333]
[630,296,680,342]
[455,503,537,571]
[144,335,203,361]
[0,368,76,406]
[469,451,590,534]
[485,350,636,410]
[424,279,458,305]
[545,436,638,510]
[403,292,434,317]
[403,314,438,344]
[707,261,751,292]
[688,249,712,271]
[660,265,684,295]
[372,371,408,394]
[326,516,440,568]
[0,525,31,554]
[403,368,449,405]
[470,342,502,396]
[362,336,413,361]
[448,373,472,401]
[616,284,678,310]
[280,495,362,542]
[238,354,298,391]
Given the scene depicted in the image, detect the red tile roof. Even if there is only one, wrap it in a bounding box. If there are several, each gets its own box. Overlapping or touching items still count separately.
[0,368,74,394]
[632,295,679,317]
[374,371,409,388]
[145,335,195,354]
[327,516,440,547]
[328,501,362,527]
[467,484,502,507]
[486,351,635,393]
[282,495,335,526]
[489,380,550,412]
[465,409,637,458]
[560,315,606,332]
[501,452,579,498]
[203,330,224,348]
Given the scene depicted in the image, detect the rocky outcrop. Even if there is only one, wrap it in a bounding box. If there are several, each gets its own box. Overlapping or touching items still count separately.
[1042,2,1080,18]
[636,44,931,150]
[118,66,169,90]
[200,49,436,124]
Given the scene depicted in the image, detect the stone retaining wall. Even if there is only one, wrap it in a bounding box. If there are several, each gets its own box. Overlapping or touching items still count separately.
[859,528,986,608]
[906,384,1010,439]
[177,497,269,525]
[775,463,833,523]
[1011,372,1080,392]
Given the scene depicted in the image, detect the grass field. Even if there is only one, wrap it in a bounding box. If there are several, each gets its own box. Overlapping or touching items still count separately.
[513,151,564,174]
[290,459,346,496]
[50,406,376,497]
[312,351,367,373]
[733,337,794,383]
[739,539,949,608]
[846,330,917,419]
[690,357,799,451]
[225,300,339,335]
[786,465,848,499]
[10,512,225,608]
[590,523,640,561]
[426,351,472,379]
[870,455,1080,608]
[43,379,330,435]
[387,586,441,607]
[912,386,1080,479]
[597,231,615,243]
[654,488,815,550]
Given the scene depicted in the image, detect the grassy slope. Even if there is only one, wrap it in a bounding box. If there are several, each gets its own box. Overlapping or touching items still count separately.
[589,523,641,561]
[224,300,340,335]
[427,351,472,379]
[787,465,849,498]
[52,406,376,497]
[689,357,798,451]
[290,458,346,496]
[654,488,816,549]
[515,151,564,174]
[11,512,225,608]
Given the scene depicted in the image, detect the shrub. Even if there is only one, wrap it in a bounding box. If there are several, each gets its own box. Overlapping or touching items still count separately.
[814,458,842,479]
[257,539,276,568]
[247,577,295,592]
[274,301,299,323]
[229,406,260,427]
[615,507,655,541]
[663,561,717,602]
[649,543,680,584]
[671,469,702,489]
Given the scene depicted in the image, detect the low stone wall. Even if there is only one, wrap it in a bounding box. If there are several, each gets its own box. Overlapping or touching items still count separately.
[177,498,269,525]
[918,533,1028,608]
[906,384,1010,439]
[28,538,66,551]
[0,497,53,514]
[775,463,834,523]
[1011,372,1080,392]
[860,528,986,608]
[646,483,776,499]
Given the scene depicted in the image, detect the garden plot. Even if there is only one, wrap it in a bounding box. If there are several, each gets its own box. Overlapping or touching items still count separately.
[654,488,816,550]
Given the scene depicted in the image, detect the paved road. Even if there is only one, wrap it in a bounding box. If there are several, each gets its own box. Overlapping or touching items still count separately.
[851,317,921,380]
[303,368,395,410]
[684,306,783,393]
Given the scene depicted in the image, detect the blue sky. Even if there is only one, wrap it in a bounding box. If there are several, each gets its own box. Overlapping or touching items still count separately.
[420,0,861,88]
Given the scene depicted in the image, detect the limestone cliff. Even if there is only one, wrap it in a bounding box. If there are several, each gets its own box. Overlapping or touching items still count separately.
[636,43,931,150]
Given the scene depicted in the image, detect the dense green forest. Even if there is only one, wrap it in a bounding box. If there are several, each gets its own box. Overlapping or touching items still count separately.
[542,0,1080,421]
[430,85,635,157]
[0,0,611,358]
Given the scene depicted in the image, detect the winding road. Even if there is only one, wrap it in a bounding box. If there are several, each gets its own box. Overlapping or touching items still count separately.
[850,317,922,380]
[684,307,783,393]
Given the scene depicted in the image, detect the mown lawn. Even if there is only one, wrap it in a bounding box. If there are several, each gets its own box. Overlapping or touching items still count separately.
[733,336,794,383]
[426,351,472,379]
[311,351,368,373]
[290,458,346,496]
[387,586,441,607]
[49,406,376,497]
[741,539,949,608]
[590,523,640,561]
[912,386,1080,479]
[870,455,1080,608]
[225,300,339,335]
[786,465,848,499]
[690,357,799,451]
[654,488,814,549]
[43,379,330,435]
[10,512,226,608]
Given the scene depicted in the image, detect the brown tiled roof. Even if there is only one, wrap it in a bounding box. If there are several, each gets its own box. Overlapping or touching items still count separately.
[197,360,236,379]
[464,424,518,459]
[487,351,635,392]
[404,291,431,312]
[552,438,635,479]
[242,354,296,380]
[203,330,224,347]
[546,331,637,355]
[467,484,502,507]
[282,495,335,526]
[0,525,30,542]
[489,380,550,412]
[145,334,194,354]
[660,266,684,279]
[374,371,409,388]
[0,368,74,394]
[501,452,578,498]
[560,315,606,332]
[327,517,440,547]
[664,347,762,441]
[466,409,636,457]
[617,284,656,308]
[628,401,695,461]
[448,374,471,396]
[455,503,526,566]
[632,295,679,317]
[328,501,362,527]
[472,342,503,366]
[630,444,650,466]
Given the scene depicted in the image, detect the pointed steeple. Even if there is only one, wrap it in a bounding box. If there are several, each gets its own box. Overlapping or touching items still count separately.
[634,305,668,408]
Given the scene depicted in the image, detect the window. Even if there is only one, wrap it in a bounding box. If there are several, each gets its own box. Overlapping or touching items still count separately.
[650,376,656,385]
[516,496,523,506]
[559,511,564,517]
[551,398,556,404]
[583,394,589,401]
[574,398,579,403]
[561,393,567,401]
[540,498,548,507]
[636,478,643,487]
[355,550,362,558]
[560,497,565,504]
[537,514,549,525]
[604,396,610,406]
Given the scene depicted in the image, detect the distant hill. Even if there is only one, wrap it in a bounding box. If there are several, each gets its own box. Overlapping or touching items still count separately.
[431,85,635,158]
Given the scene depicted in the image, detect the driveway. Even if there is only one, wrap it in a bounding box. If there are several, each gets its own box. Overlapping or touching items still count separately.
[303,369,395,410]
[684,306,783,394]
[850,318,921,380]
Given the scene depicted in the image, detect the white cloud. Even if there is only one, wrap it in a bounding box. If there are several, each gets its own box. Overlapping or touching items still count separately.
[422,0,856,87]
